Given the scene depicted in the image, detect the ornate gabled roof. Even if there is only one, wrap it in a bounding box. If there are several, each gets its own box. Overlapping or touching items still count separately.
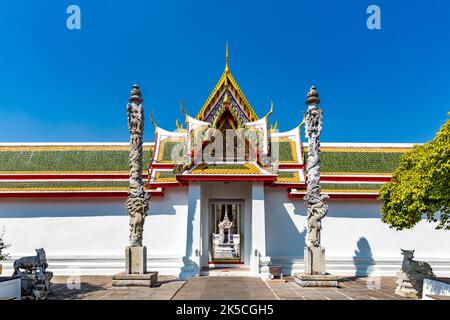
[153,127,186,164]
[270,126,303,165]
[190,163,265,175]
[148,168,178,188]
[196,46,258,123]
[177,162,277,183]
[273,169,305,186]
[0,142,414,198]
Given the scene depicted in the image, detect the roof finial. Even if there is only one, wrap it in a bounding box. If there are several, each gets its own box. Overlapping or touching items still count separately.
[149,111,157,129]
[225,42,229,73]
[180,99,188,122]
[305,85,320,106]
[264,100,274,118]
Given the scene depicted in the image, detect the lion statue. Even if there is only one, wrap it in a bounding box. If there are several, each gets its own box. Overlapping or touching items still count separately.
[395,249,435,298]
[13,248,48,275]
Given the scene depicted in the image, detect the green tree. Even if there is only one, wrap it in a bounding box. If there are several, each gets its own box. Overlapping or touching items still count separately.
[379,116,450,230]
[0,227,10,261]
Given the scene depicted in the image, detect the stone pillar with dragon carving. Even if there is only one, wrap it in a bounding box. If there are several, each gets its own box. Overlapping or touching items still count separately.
[295,86,339,287]
[112,84,157,287]
[126,84,149,248]
[304,85,328,251]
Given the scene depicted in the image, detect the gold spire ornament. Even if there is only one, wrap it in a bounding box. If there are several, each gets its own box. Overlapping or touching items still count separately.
[149,111,158,129]
[223,43,230,104]
[223,90,230,104]
[180,99,188,123]
[225,42,229,73]
[264,100,274,118]
[269,121,278,133]
[175,119,183,132]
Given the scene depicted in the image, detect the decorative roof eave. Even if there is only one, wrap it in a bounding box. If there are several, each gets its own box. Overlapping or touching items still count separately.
[0,188,164,198]
[271,183,307,188]
[0,190,130,198]
[196,71,258,122]
[0,173,141,180]
[177,174,277,183]
[152,126,187,165]
[270,125,303,165]
[146,182,182,189]
[0,172,391,184]
[279,164,305,169]
[288,190,379,200]
[321,175,391,182]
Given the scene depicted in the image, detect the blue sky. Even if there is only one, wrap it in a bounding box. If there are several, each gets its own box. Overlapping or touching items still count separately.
[0,0,449,142]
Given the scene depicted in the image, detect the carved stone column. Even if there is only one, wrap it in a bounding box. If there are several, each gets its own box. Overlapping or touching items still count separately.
[126,84,149,248]
[113,84,157,287]
[295,86,339,287]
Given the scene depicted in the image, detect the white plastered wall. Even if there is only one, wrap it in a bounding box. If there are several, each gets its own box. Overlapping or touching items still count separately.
[264,188,450,277]
[0,188,189,275]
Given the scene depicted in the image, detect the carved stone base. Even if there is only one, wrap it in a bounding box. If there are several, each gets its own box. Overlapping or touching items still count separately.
[125,246,147,274]
[395,271,421,299]
[304,246,326,275]
[112,246,158,287]
[112,272,158,287]
[296,246,339,287]
[294,273,340,287]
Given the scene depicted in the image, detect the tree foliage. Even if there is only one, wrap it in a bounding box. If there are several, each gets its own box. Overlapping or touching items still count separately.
[379,116,450,230]
[0,227,10,261]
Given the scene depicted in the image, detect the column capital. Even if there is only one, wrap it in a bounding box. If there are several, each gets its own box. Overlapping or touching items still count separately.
[305,85,320,106]
[128,84,144,105]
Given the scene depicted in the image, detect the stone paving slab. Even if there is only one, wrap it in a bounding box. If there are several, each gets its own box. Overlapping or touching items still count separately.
[266,276,415,300]
[46,275,417,300]
[49,275,185,300]
[172,276,276,300]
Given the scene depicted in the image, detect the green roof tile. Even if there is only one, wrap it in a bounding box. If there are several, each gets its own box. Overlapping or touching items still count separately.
[319,151,404,174]
[0,150,152,172]
[0,181,129,189]
[321,183,381,191]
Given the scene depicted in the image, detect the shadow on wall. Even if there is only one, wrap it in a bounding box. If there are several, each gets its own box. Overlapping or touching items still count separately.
[352,237,375,277]
[324,199,382,218]
[179,187,199,279]
[266,202,306,258]
[147,192,188,216]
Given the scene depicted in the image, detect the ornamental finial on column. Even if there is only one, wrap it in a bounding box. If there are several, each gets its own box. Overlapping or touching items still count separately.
[305,85,320,106]
[128,84,144,104]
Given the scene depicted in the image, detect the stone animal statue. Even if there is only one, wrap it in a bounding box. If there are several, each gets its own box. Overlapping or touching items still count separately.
[400,249,434,276]
[13,248,48,275]
[395,249,435,298]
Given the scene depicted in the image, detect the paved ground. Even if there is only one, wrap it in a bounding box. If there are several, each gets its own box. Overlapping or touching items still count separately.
[47,275,415,300]
[173,276,276,300]
[49,275,185,300]
[269,276,411,300]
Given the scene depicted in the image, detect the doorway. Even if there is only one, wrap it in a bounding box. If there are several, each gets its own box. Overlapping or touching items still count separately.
[209,200,244,263]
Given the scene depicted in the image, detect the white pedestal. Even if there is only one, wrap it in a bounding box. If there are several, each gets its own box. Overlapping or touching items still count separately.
[0,276,21,300]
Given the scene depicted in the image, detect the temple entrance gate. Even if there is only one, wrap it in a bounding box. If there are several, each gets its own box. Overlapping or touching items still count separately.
[209,200,243,263]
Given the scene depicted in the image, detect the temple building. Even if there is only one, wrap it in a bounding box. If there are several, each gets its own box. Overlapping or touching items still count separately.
[1,49,449,278]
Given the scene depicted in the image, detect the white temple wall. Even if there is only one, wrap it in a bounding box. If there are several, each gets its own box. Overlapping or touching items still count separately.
[264,188,450,277]
[1,187,449,276]
[0,188,189,275]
